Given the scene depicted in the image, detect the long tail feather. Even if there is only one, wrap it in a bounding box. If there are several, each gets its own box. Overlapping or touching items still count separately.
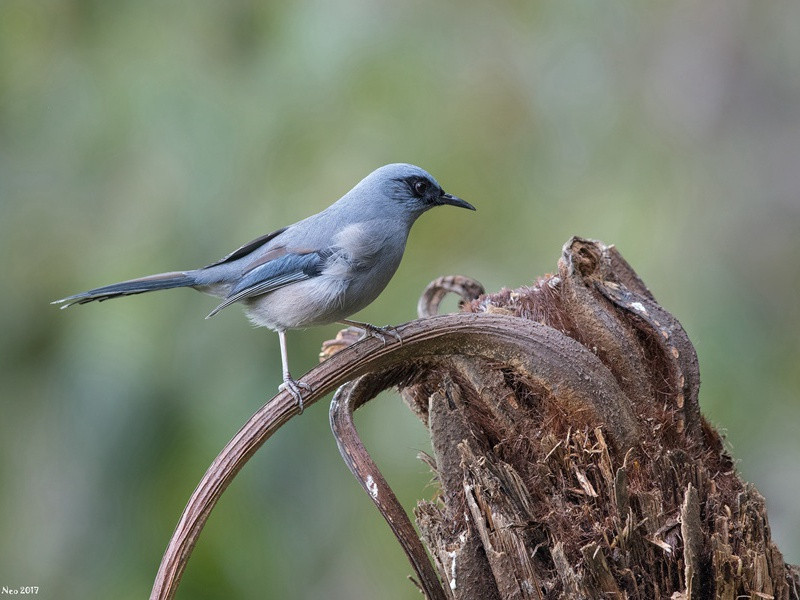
[52,271,196,308]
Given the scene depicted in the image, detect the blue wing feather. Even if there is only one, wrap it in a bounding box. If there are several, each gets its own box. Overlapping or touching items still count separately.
[205,251,326,318]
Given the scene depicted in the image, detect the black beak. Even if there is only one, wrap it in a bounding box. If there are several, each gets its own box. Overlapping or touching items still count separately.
[438,192,476,211]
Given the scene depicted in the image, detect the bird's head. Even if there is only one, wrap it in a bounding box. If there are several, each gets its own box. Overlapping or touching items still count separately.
[350,163,475,219]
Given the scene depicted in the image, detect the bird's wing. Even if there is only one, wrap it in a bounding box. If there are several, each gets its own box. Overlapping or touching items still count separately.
[202,227,289,269]
[205,249,330,318]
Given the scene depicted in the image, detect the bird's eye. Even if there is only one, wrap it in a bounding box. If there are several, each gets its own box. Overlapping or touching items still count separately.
[413,180,429,196]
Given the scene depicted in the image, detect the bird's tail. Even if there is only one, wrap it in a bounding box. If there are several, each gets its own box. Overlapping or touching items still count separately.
[52,271,197,308]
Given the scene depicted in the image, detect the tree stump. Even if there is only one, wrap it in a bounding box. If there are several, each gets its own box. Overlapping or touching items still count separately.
[329,237,800,600]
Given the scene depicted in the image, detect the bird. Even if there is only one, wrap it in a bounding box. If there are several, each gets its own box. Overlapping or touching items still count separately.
[53,163,475,411]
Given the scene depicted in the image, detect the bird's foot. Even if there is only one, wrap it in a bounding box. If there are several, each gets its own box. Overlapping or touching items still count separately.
[279,376,313,413]
[356,323,403,346]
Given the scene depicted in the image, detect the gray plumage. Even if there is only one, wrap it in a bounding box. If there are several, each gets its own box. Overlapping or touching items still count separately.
[53,163,475,409]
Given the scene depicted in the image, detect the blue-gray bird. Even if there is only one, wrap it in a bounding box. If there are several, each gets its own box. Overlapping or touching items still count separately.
[53,163,475,410]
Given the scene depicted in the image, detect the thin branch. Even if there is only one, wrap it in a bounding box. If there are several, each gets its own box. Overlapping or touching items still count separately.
[329,376,448,600]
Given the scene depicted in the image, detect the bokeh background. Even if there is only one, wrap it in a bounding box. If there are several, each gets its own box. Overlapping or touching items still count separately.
[2,1,799,598]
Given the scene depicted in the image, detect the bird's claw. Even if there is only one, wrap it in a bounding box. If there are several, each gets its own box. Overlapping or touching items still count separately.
[279,377,313,413]
[358,323,403,346]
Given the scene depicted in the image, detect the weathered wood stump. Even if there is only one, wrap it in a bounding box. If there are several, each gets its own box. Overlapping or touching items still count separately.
[329,237,800,600]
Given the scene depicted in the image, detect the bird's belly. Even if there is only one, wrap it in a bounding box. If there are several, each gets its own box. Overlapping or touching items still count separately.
[242,258,399,331]
[241,277,343,330]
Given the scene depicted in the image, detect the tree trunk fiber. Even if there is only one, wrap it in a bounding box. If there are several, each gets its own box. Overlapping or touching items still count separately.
[342,238,799,600]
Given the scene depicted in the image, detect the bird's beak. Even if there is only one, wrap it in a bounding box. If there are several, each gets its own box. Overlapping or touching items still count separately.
[438,192,476,211]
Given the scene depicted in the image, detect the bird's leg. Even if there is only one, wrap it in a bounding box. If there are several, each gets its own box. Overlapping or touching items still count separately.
[276,330,312,413]
[338,319,403,346]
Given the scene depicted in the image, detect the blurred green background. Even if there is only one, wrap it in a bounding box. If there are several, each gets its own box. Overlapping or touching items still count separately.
[2,1,799,598]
